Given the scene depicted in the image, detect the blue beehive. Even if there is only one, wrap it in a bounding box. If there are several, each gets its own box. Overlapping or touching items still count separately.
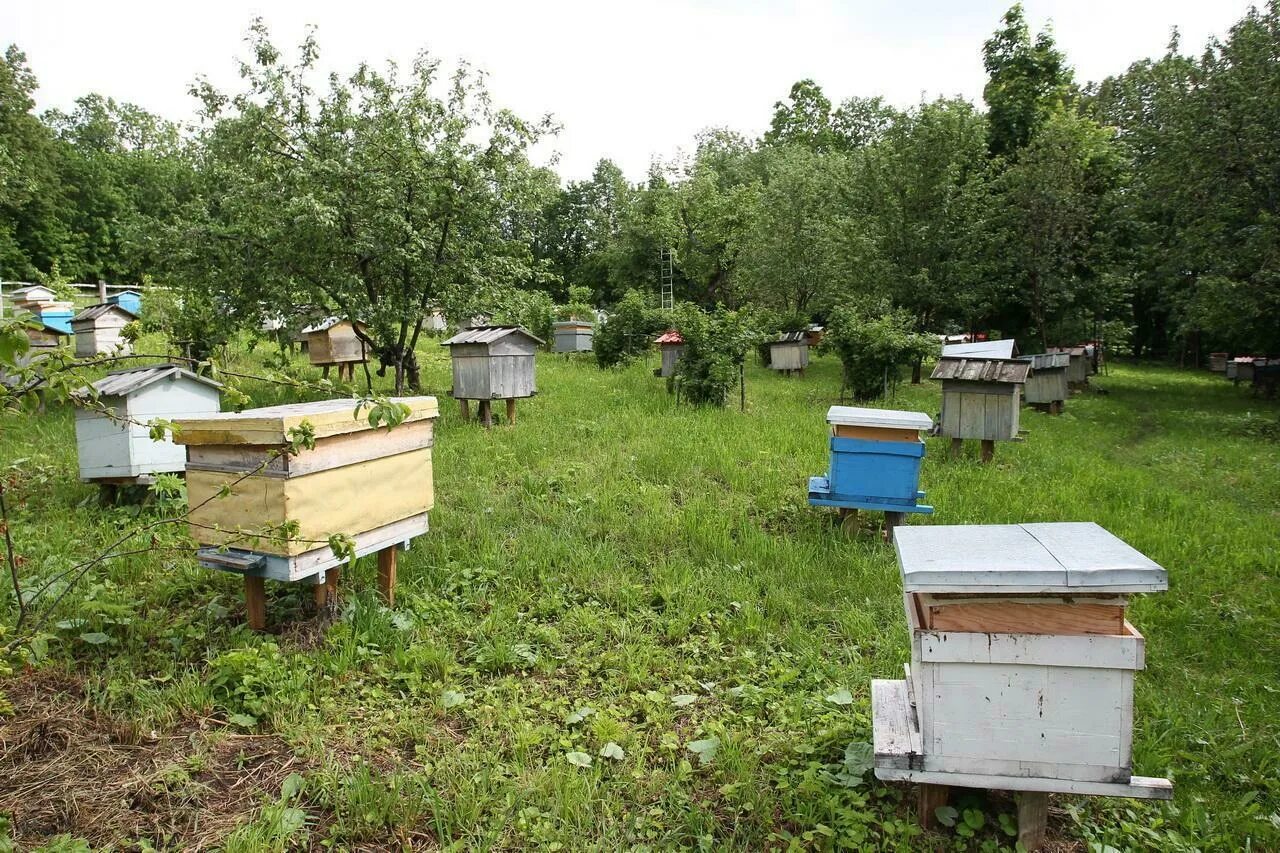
[809,406,934,530]
[37,309,74,334]
[107,290,143,315]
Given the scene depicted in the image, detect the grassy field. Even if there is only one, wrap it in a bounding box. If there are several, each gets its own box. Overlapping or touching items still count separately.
[1,341,1278,851]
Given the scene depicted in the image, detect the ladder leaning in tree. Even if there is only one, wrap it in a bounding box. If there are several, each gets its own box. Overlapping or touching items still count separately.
[658,247,674,310]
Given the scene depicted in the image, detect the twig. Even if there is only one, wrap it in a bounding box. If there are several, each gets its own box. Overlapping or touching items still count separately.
[0,479,22,624]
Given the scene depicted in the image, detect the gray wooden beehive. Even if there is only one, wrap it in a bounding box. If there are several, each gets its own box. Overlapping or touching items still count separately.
[1020,352,1070,410]
[71,303,137,357]
[655,330,684,378]
[553,321,594,353]
[769,332,810,372]
[930,357,1029,441]
[441,325,542,401]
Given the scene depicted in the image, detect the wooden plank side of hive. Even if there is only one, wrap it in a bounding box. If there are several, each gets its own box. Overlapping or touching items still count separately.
[285,446,434,548]
[175,399,438,445]
[186,419,434,477]
[186,469,289,552]
[926,601,1127,636]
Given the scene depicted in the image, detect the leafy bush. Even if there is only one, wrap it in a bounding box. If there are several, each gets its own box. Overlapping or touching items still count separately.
[140,278,238,362]
[824,301,937,400]
[671,304,763,407]
[555,285,595,323]
[490,289,556,345]
[594,290,667,368]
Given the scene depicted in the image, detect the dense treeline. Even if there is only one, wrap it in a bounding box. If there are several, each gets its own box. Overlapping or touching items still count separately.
[2,3,1278,376]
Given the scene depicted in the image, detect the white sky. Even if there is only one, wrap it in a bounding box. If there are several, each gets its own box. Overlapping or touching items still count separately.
[3,0,1256,182]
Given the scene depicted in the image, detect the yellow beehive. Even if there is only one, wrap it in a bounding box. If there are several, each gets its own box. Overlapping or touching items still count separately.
[174,397,438,564]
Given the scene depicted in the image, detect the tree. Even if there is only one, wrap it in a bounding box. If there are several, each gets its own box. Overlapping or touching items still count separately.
[764,80,836,152]
[982,5,1072,158]
[824,300,938,400]
[178,22,555,392]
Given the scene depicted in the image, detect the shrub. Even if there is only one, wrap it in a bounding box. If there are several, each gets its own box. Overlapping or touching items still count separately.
[594,290,667,368]
[824,301,937,400]
[671,304,763,407]
[490,289,556,345]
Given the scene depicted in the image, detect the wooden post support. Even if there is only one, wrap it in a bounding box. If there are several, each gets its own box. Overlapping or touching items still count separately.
[950,437,963,460]
[325,567,340,608]
[244,576,267,631]
[313,577,328,609]
[479,400,492,429]
[377,546,397,607]
[1016,791,1049,850]
[459,399,470,421]
[506,398,517,425]
[980,439,995,463]
[321,364,331,380]
[1051,399,1063,415]
[882,511,905,542]
[918,784,950,830]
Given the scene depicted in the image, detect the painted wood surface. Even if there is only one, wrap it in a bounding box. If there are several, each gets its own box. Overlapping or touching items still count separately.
[174,397,439,446]
[831,424,921,442]
[73,311,133,357]
[187,419,433,477]
[197,513,428,582]
[659,345,683,378]
[76,378,221,480]
[553,322,594,353]
[307,321,368,365]
[186,446,434,556]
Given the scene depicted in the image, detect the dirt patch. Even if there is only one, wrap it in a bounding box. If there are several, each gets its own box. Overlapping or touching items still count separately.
[0,669,311,849]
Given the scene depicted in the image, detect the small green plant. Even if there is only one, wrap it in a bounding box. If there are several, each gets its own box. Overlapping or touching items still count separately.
[670,304,761,407]
[823,300,937,400]
[594,290,668,368]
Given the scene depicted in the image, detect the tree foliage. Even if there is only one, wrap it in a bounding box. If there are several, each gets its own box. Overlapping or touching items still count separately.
[824,301,939,400]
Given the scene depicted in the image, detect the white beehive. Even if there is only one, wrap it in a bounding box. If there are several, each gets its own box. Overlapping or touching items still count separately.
[74,365,222,482]
[874,522,1172,801]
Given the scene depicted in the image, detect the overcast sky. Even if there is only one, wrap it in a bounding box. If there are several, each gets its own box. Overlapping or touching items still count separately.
[3,0,1256,181]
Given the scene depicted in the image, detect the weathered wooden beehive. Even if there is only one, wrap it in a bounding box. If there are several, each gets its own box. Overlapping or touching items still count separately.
[930,357,1029,462]
[1208,352,1229,373]
[71,303,137,357]
[808,406,933,537]
[1230,356,1260,385]
[874,522,1172,849]
[303,317,369,381]
[1020,352,1070,414]
[1048,346,1090,388]
[655,330,684,378]
[805,324,824,347]
[107,289,143,315]
[769,332,810,375]
[441,325,541,427]
[173,397,438,628]
[11,286,76,334]
[74,365,222,490]
[553,321,594,353]
[28,320,69,351]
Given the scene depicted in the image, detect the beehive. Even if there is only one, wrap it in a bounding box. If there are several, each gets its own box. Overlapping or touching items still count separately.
[71,303,137,356]
[1020,352,1070,413]
[931,357,1029,460]
[1208,352,1229,373]
[808,406,933,531]
[769,332,810,373]
[941,339,1016,359]
[873,523,1173,815]
[1048,346,1090,387]
[175,397,437,563]
[107,290,143,315]
[654,330,684,378]
[303,318,369,379]
[553,321,594,353]
[74,365,222,484]
[1231,356,1260,384]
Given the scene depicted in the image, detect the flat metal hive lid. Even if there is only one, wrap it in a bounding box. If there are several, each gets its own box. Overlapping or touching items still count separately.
[826,406,932,431]
[942,339,1016,359]
[894,522,1168,593]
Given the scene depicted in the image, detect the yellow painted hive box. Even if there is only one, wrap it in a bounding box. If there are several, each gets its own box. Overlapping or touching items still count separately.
[173,397,438,557]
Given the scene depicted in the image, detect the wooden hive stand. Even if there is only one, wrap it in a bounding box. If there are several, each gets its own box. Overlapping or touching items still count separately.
[174,397,438,630]
[873,523,1172,850]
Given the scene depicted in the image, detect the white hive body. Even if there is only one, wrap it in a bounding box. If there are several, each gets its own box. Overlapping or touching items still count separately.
[874,522,1172,801]
[74,365,222,482]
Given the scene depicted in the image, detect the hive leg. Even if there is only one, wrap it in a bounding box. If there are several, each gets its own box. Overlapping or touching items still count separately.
[980,439,995,463]
[506,398,517,425]
[459,399,470,421]
[377,546,397,607]
[322,365,330,380]
[882,511,906,542]
[950,438,963,459]
[479,400,492,429]
[918,784,950,830]
[244,577,267,631]
[838,508,860,535]
[1016,791,1049,850]
[313,576,328,609]
[1051,399,1063,415]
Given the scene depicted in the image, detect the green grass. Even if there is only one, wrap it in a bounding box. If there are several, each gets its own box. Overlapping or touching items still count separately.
[1,342,1278,851]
